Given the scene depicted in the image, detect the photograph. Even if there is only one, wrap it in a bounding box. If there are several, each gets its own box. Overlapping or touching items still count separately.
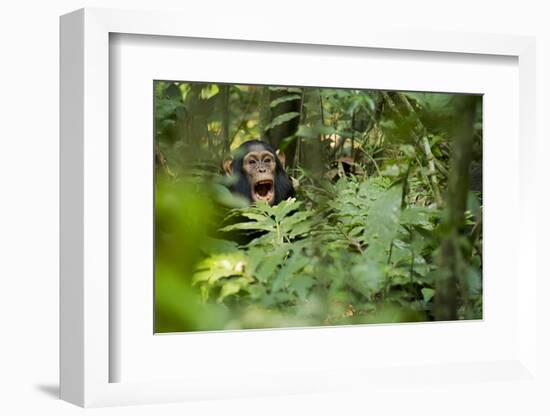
[154,81,483,333]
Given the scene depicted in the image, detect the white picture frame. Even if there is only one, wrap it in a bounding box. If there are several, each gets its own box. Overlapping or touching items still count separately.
[60,7,539,408]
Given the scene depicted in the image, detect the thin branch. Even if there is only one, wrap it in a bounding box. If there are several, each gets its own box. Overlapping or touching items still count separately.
[421,136,444,207]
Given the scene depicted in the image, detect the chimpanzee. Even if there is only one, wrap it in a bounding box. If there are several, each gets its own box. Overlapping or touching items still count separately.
[223,140,294,206]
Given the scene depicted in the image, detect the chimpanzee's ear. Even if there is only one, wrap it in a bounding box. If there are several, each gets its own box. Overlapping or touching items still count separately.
[276,150,286,168]
[223,159,233,175]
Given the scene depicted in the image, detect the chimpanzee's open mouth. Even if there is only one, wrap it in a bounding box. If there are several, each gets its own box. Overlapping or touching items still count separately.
[253,180,274,203]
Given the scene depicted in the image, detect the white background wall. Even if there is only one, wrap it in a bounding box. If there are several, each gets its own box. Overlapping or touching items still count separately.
[0,1,548,415]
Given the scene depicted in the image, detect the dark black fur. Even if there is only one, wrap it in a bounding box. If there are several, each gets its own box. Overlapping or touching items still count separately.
[228,140,294,205]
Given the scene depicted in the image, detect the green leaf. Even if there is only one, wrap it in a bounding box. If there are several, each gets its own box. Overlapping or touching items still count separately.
[268,87,302,93]
[199,238,239,255]
[350,262,385,298]
[272,254,310,292]
[358,177,391,200]
[253,247,289,283]
[270,94,302,108]
[281,211,314,235]
[200,84,219,99]
[211,184,249,208]
[364,185,402,262]
[272,198,301,221]
[400,207,438,227]
[421,288,435,302]
[404,92,453,113]
[399,144,416,158]
[219,221,275,233]
[218,280,241,302]
[295,124,336,138]
[240,212,273,223]
[464,267,482,296]
[264,112,300,131]
[290,275,315,300]
[192,253,247,285]
[467,191,482,220]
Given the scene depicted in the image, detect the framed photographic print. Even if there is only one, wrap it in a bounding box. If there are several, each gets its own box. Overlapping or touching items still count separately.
[60,7,539,409]
[152,80,483,334]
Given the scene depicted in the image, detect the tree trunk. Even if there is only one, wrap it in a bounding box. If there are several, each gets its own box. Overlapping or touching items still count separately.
[434,96,477,321]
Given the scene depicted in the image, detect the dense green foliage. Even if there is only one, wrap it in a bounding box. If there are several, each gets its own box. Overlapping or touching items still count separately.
[154,81,483,332]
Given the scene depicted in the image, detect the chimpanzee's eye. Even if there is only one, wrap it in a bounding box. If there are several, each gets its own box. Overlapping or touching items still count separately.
[264,158,271,164]
[249,160,256,166]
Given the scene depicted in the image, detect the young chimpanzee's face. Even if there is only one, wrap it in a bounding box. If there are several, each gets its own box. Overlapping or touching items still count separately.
[242,144,277,205]
[224,140,294,206]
